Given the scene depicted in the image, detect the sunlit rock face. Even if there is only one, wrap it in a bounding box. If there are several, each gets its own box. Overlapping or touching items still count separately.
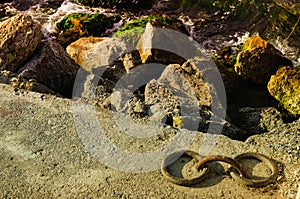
[0,14,43,72]
[268,66,300,117]
[234,36,293,86]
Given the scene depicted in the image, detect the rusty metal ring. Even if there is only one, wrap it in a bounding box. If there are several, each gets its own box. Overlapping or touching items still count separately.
[161,150,209,186]
[229,152,279,187]
[193,155,248,177]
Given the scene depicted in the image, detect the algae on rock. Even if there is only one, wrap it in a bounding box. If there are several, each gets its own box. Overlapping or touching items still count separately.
[113,14,188,47]
[268,66,300,117]
[56,13,121,37]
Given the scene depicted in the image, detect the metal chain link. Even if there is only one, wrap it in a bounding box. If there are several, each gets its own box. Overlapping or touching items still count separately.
[161,150,279,187]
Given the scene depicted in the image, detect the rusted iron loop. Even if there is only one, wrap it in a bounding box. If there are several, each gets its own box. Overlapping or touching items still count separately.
[229,152,279,187]
[161,150,209,186]
[193,154,248,178]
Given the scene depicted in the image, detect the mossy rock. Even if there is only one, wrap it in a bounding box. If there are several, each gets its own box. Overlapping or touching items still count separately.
[77,0,153,9]
[56,13,121,37]
[268,66,300,117]
[113,15,188,46]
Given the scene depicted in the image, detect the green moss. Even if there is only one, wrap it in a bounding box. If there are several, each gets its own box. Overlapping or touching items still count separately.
[77,0,153,9]
[113,15,189,46]
[56,13,121,37]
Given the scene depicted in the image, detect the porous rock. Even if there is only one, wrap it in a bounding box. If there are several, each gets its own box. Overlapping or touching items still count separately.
[144,60,212,130]
[268,66,300,117]
[0,14,43,72]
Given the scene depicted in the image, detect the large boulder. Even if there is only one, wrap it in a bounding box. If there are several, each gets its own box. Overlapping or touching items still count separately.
[113,15,190,65]
[136,22,190,64]
[0,14,43,72]
[18,39,80,98]
[234,36,293,86]
[268,66,300,117]
[67,37,128,73]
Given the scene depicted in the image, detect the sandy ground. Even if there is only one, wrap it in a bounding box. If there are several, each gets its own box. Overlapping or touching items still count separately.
[0,83,299,198]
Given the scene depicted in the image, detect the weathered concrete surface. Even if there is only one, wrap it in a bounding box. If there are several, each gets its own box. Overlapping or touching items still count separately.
[0,83,299,198]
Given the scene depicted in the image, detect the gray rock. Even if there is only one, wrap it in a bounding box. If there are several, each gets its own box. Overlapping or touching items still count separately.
[144,60,211,122]
[0,14,43,72]
[18,39,80,97]
[136,22,194,65]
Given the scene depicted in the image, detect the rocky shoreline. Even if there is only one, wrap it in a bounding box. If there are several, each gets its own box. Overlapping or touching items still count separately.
[0,0,299,198]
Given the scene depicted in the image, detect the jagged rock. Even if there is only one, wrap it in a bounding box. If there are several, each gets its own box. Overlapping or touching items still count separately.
[121,51,142,73]
[145,61,211,107]
[66,37,129,81]
[236,107,284,136]
[144,60,212,129]
[0,14,43,72]
[234,36,293,86]
[268,66,300,117]
[136,22,192,64]
[18,39,80,98]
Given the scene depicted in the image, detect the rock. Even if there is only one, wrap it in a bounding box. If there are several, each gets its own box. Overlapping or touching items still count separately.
[121,51,142,73]
[236,107,284,136]
[56,13,121,37]
[18,39,80,98]
[0,14,43,72]
[234,36,293,86]
[215,57,278,125]
[56,28,82,48]
[158,61,211,107]
[66,37,129,79]
[0,70,58,95]
[113,15,189,57]
[268,66,300,117]
[152,0,181,12]
[0,4,18,22]
[144,60,211,129]
[136,22,188,64]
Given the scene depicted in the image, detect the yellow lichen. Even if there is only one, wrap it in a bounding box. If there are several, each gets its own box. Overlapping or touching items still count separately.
[243,36,268,51]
